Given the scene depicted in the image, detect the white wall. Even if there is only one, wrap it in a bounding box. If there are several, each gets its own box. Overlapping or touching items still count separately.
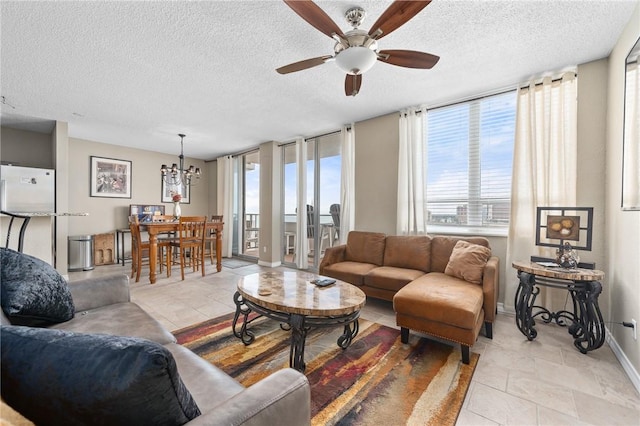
[606,2,640,376]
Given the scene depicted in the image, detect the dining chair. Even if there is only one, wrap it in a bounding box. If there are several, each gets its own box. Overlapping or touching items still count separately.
[205,215,223,264]
[167,216,207,281]
[129,215,170,282]
[153,215,178,264]
[329,204,340,244]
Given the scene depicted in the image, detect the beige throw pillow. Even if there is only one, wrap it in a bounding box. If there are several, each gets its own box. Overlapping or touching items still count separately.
[444,240,492,285]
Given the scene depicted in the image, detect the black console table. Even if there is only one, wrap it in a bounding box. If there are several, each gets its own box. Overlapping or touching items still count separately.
[512,260,605,354]
[116,228,131,266]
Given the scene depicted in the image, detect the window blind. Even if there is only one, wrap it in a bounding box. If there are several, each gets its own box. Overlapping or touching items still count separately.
[426,91,516,227]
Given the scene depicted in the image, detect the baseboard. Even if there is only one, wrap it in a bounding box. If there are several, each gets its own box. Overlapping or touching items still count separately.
[606,327,640,395]
[497,302,515,315]
[257,260,281,268]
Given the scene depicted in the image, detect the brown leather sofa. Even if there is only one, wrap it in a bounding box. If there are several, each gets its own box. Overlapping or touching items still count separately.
[319,231,499,364]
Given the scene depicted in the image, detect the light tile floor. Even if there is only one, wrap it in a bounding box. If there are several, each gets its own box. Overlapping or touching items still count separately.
[69,261,640,426]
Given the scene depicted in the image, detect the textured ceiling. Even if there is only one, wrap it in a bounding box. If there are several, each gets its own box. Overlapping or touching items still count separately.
[0,1,637,160]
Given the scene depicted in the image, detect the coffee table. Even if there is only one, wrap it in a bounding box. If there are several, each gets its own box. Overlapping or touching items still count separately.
[232,271,366,372]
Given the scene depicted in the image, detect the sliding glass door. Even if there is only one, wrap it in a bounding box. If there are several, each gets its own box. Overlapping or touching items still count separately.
[282,132,341,269]
[240,150,260,258]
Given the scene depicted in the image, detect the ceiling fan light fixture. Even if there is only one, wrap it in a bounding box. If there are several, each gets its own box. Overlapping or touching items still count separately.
[335,46,377,75]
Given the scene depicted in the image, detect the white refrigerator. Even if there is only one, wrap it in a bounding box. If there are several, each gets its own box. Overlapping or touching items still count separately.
[0,165,55,213]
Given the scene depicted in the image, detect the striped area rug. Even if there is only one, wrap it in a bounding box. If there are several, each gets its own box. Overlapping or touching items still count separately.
[174,312,478,426]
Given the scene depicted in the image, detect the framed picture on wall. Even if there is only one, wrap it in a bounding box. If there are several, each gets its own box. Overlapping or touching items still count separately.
[161,180,190,204]
[90,156,132,198]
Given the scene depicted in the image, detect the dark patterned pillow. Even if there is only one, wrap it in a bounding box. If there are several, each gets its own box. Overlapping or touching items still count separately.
[1,326,201,426]
[0,248,74,325]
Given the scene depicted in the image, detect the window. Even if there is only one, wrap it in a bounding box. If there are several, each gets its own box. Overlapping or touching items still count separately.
[426,91,516,229]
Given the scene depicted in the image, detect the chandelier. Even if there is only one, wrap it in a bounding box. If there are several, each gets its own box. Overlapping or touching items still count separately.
[160,134,201,187]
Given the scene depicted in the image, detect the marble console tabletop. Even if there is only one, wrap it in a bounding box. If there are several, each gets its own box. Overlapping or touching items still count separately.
[512,260,604,281]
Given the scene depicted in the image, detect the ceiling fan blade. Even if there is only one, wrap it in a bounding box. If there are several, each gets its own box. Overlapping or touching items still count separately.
[369,1,432,39]
[283,0,344,39]
[276,55,333,74]
[345,74,362,97]
[378,50,439,69]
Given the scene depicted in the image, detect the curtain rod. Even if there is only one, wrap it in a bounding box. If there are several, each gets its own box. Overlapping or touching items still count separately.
[304,129,342,141]
[401,86,518,115]
[278,128,347,147]
[230,147,259,159]
[401,71,578,115]
[518,72,577,91]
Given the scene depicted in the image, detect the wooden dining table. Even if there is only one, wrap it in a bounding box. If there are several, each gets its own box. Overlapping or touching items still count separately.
[144,221,224,284]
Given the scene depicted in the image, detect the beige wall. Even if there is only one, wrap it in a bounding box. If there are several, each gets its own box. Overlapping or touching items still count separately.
[66,137,209,236]
[258,141,282,266]
[0,126,53,168]
[206,160,218,217]
[606,2,640,374]
[53,122,70,274]
[576,59,609,312]
[353,112,399,235]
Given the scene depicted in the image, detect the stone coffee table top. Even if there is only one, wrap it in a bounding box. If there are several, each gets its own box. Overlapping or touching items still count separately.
[237,271,366,317]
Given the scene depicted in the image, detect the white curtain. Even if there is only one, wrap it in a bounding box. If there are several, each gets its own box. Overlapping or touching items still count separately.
[397,107,427,235]
[623,61,640,209]
[294,137,308,269]
[339,124,355,245]
[505,72,578,312]
[216,155,234,258]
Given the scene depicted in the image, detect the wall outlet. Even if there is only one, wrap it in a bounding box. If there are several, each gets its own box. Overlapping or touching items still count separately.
[632,319,637,341]
[263,246,267,253]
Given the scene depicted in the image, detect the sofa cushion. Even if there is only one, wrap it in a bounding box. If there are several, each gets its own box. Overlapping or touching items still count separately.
[321,261,378,286]
[345,231,386,266]
[444,240,492,285]
[382,235,431,272]
[393,273,484,330]
[0,248,74,326]
[51,301,177,345]
[1,325,201,426]
[364,266,426,292]
[430,236,490,273]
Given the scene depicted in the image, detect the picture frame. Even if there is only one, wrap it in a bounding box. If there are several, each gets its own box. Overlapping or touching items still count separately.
[535,207,593,251]
[90,156,132,198]
[161,180,190,204]
[129,204,165,223]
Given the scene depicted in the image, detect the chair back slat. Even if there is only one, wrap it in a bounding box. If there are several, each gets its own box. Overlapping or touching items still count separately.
[178,216,207,244]
[129,215,142,251]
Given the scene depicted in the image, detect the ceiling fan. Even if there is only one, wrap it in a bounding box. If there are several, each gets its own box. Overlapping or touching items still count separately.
[276,0,439,97]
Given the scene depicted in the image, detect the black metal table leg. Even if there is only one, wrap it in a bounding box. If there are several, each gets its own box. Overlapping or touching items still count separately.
[289,314,308,372]
[515,272,538,340]
[231,292,362,373]
[571,281,605,353]
[514,269,605,354]
[232,291,256,345]
[337,319,359,348]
